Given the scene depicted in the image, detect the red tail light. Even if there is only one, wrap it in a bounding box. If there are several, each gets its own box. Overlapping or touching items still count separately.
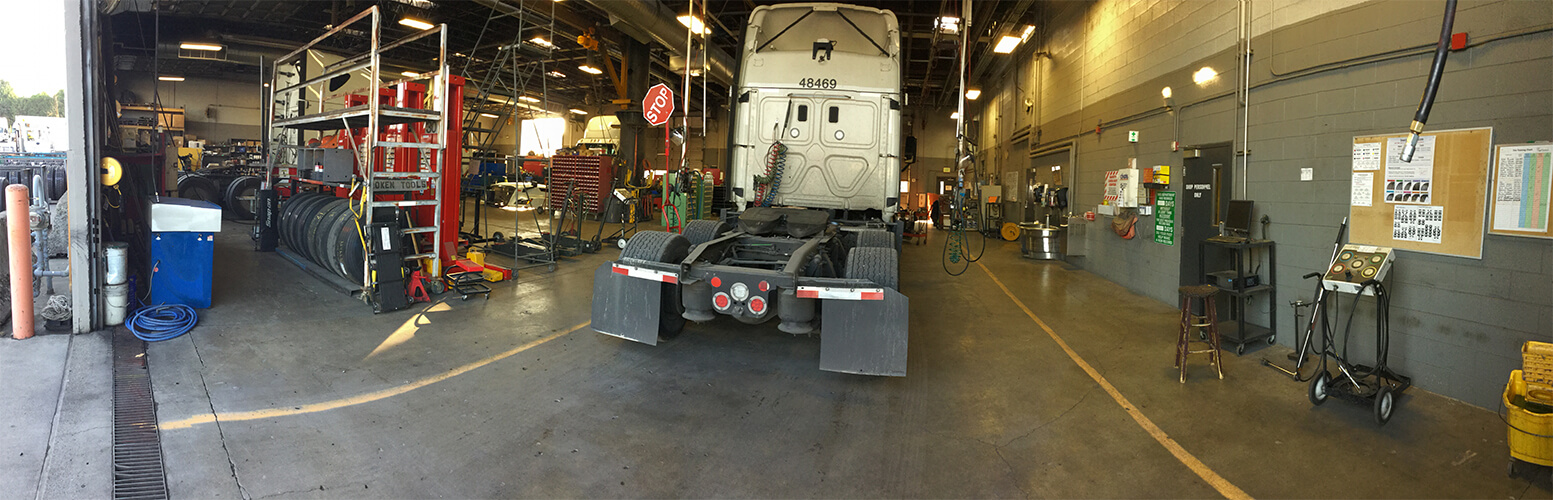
[749,296,767,314]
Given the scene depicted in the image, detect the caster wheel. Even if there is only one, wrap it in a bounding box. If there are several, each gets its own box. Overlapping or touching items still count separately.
[1237,344,1245,355]
[1309,372,1329,406]
[461,294,470,301]
[547,263,557,272]
[617,238,627,249]
[1199,331,1207,341]
[1268,335,1277,345]
[1374,386,1394,425]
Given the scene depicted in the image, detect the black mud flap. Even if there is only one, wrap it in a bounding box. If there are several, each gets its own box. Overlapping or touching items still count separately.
[819,289,909,376]
[591,262,663,345]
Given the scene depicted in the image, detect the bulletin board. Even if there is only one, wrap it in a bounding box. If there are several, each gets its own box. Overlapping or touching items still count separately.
[1487,142,1553,240]
[1349,127,1493,259]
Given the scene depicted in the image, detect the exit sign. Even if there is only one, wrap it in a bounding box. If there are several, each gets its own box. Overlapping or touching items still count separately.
[1128,131,1139,143]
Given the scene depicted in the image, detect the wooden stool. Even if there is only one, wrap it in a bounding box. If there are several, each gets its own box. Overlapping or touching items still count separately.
[1176,285,1224,383]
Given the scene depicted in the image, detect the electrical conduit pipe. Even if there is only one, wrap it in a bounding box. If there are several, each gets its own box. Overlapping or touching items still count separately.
[7,184,33,339]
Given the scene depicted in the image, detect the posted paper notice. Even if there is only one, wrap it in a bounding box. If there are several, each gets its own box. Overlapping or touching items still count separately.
[1353,142,1382,171]
[1393,205,1443,244]
[1351,172,1374,207]
[1492,144,1553,232]
[1384,136,1435,204]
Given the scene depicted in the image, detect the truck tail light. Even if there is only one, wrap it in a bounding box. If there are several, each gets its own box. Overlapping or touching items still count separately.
[749,296,767,314]
[713,292,731,310]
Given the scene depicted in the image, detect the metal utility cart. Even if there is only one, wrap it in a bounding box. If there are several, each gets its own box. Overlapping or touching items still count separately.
[261,6,457,312]
[1199,238,1277,354]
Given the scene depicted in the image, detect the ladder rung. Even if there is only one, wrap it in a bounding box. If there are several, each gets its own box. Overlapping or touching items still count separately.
[403,252,436,261]
[370,200,439,208]
[402,227,437,234]
[372,171,440,179]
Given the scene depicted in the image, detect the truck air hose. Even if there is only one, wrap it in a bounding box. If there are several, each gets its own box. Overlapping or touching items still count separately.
[755,142,787,207]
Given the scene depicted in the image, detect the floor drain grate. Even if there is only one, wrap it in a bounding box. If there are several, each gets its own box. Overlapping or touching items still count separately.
[112,329,168,500]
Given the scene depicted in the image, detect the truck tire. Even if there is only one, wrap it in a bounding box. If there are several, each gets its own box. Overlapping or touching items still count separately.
[621,231,690,338]
[681,219,727,248]
[846,247,899,290]
[855,229,896,249]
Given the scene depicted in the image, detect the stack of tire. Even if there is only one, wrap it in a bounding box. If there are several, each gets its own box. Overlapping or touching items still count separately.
[0,165,67,202]
[279,193,365,282]
[176,175,263,220]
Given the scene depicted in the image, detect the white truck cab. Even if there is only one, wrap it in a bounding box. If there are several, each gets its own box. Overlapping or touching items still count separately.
[729,3,902,217]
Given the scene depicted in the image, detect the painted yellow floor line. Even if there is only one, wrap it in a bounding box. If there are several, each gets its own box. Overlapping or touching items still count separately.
[162,321,590,430]
[977,262,1252,500]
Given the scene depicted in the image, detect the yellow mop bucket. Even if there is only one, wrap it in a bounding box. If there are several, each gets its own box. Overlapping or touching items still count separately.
[1505,370,1553,466]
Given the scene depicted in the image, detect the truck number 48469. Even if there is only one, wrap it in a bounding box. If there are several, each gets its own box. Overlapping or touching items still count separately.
[798,78,838,89]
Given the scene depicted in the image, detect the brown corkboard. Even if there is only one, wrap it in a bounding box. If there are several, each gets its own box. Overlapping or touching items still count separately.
[1349,127,1492,259]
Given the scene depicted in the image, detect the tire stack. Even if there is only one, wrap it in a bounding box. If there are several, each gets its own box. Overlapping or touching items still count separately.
[279,193,366,283]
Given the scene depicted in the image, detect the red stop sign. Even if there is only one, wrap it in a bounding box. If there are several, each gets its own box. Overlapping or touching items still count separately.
[642,83,675,126]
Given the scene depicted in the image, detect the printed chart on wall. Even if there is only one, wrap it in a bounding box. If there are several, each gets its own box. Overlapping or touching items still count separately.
[1489,142,1553,239]
[1350,128,1492,259]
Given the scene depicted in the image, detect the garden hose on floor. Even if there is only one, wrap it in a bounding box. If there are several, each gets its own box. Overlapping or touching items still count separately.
[128,304,198,342]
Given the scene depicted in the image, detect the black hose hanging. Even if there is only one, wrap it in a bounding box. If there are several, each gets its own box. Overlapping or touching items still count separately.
[1400,0,1458,162]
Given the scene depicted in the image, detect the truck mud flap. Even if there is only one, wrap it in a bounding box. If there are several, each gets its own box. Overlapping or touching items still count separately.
[818,288,909,376]
[591,262,668,345]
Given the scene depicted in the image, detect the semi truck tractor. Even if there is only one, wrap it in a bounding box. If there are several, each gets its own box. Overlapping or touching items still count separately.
[591,2,908,376]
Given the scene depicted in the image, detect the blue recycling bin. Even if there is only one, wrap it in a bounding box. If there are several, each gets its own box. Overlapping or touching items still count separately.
[148,197,221,308]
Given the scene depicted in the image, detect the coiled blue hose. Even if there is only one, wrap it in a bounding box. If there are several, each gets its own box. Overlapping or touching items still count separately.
[128,304,198,342]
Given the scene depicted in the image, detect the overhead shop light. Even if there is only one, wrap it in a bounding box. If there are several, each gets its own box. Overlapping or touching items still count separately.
[677,15,711,35]
[178,42,223,51]
[518,96,541,103]
[480,113,500,118]
[933,16,960,35]
[401,71,421,78]
[399,17,434,30]
[1020,25,1036,42]
[992,35,1021,54]
[529,36,554,48]
[1193,67,1218,85]
[950,111,960,120]
[569,109,588,115]
[577,65,603,75]
[158,75,185,82]
[965,89,981,100]
[546,70,566,78]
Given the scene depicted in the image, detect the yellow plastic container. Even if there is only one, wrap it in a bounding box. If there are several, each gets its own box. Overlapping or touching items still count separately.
[1506,370,1553,466]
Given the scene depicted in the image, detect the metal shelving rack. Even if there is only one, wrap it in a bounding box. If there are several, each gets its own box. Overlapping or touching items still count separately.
[263,6,451,301]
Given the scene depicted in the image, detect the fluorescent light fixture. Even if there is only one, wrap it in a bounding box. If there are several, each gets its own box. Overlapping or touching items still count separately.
[480,113,499,118]
[1193,67,1218,84]
[518,96,540,103]
[179,42,223,51]
[1020,25,1036,42]
[546,70,566,78]
[399,17,434,30]
[578,65,602,75]
[934,16,960,34]
[529,36,553,48]
[1161,86,1173,98]
[569,109,589,115]
[158,76,185,82]
[992,35,1022,54]
[965,89,981,100]
[950,111,961,120]
[401,71,421,78]
[677,15,711,35]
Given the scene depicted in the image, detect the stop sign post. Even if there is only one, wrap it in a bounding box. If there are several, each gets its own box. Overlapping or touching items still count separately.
[643,83,677,190]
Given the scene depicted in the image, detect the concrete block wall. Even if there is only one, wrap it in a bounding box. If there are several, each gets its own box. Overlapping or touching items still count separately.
[978,0,1552,408]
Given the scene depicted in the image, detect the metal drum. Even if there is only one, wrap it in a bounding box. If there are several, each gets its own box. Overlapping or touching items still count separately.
[1019,223,1065,260]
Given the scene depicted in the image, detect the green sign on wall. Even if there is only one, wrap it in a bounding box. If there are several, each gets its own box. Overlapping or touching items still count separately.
[1154,191,1176,246]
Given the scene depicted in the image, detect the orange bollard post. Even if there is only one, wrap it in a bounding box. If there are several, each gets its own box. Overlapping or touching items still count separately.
[7,184,33,339]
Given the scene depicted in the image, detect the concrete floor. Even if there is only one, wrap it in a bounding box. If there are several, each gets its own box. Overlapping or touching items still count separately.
[8,206,1552,498]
